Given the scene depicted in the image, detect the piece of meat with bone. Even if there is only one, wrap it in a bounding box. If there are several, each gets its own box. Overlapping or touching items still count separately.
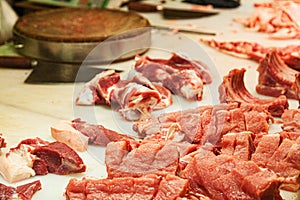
[183,153,283,200]
[105,140,179,178]
[134,53,211,101]
[256,51,300,99]
[219,67,289,117]
[201,39,300,70]
[65,174,189,200]
[71,118,134,146]
[0,180,42,200]
[133,103,272,146]
[76,70,120,105]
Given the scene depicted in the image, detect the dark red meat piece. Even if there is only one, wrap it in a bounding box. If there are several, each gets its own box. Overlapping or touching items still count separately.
[16,180,42,200]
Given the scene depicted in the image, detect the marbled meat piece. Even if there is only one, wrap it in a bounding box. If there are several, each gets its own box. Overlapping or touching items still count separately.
[32,141,86,175]
[134,53,212,101]
[219,67,289,117]
[71,118,133,146]
[0,180,41,200]
[183,154,283,200]
[256,51,300,100]
[105,140,179,178]
[65,174,189,200]
[281,109,300,132]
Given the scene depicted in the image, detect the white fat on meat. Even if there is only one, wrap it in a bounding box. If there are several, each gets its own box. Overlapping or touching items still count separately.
[0,144,35,183]
[178,70,203,100]
[51,120,89,152]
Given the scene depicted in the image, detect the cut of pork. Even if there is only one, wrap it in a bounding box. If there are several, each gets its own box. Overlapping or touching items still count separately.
[256,51,300,99]
[281,109,300,132]
[0,133,6,155]
[0,180,41,200]
[105,140,179,178]
[219,67,289,117]
[65,174,189,200]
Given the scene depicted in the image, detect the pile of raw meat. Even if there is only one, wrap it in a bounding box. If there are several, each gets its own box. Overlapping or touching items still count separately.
[234,0,300,39]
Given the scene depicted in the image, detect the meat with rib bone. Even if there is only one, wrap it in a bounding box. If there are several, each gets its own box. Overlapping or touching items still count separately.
[133,103,272,146]
[134,53,211,101]
[219,67,289,117]
[256,51,300,99]
[65,174,189,200]
[0,180,41,200]
[201,39,300,70]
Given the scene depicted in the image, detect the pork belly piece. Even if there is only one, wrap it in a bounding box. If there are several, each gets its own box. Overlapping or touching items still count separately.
[219,67,289,117]
[105,140,179,178]
[133,103,272,146]
[281,109,300,132]
[32,141,86,175]
[183,154,283,200]
[256,51,300,99]
[134,53,211,101]
[76,70,120,105]
[51,120,89,152]
[0,180,41,200]
[65,174,189,200]
[71,118,133,146]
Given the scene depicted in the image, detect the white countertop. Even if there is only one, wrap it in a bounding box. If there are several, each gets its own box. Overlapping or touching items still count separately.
[0,1,299,199]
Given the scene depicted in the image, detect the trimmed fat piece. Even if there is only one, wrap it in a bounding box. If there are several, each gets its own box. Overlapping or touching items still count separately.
[219,67,289,117]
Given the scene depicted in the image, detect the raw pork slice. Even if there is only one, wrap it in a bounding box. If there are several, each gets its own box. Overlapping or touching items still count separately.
[281,109,300,132]
[219,68,289,117]
[105,140,179,178]
[183,153,283,200]
[256,51,300,99]
[65,174,189,200]
[0,133,6,155]
[0,180,41,200]
[134,53,212,101]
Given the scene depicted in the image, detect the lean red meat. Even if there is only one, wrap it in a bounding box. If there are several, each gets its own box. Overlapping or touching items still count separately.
[0,180,41,200]
[219,68,289,117]
[134,53,212,101]
[234,0,300,39]
[201,39,300,70]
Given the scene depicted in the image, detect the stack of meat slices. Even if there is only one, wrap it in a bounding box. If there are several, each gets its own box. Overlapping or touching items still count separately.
[76,53,212,121]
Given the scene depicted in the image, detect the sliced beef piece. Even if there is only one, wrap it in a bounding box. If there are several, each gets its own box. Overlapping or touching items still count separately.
[256,51,300,99]
[76,70,120,105]
[281,109,300,132]
[71,118,133,146]
[0,180,41,200]
[105,140,179,178]
[32,141,86,175]
[183,153,283,200]
[219,67,289,117]
[65,174,188,200]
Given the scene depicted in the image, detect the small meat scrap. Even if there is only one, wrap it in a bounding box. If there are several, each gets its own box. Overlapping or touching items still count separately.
[134,53,212,101]
[234,1,300,39]
[0,180,41,200]
[65,174,189,200]
[183,153,283,200]
[71,118,134,146]
[0,133,6,155]
[281,109,300,132]
[133,103,272,146]
[105,140,179,178]
[219,67,289,117]
[256,51,300,100]
[201,39,300,70]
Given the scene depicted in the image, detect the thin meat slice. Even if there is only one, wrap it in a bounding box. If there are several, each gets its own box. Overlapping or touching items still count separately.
[0,180,42,200]
[71,118,134,146]
[65,174,189,200]
[219,67,289,117]
[281,109,300,132]
[0,133,6,155]
[256,51,300,99]
[105,140,179,178]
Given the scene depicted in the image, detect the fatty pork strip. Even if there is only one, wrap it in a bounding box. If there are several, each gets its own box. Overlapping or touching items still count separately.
[256,51,300,99]
[201,39,300,70]
[0,137,86,183]
[0,180,41,200]
[219,67,289,117]
[65,174,189,200]
[134,53,212,101]
[133,103,273,146]
[234,0,300,39]
[221,131,300,192]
